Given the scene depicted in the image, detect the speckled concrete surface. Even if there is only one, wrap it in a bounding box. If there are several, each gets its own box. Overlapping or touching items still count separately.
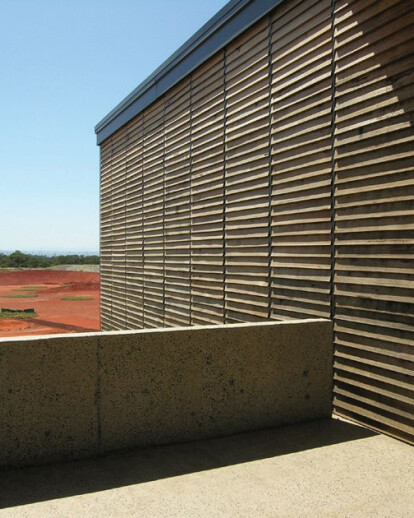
[0,418,412,517]
[0,319,332,468]
[0,334,98,468]
[99,319,333,451]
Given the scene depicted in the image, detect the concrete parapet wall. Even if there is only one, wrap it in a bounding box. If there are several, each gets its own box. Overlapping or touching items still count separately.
[0,319,333,469]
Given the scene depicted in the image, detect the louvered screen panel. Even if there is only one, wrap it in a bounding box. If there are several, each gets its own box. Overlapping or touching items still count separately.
[142,99,165,328]
[98,0,414,446]
[333,0,414,444]
[270,0,333,320]
[224,19,271,323]
[125,114,144,329]
[191,53,225,325]
[108,127,128,330]
[164,80,192,326]
[100,138,113,330]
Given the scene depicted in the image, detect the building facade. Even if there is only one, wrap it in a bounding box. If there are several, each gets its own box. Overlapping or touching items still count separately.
[96,0,414,444]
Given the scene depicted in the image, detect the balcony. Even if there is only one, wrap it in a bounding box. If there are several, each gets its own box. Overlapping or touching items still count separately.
[1,319,413,515]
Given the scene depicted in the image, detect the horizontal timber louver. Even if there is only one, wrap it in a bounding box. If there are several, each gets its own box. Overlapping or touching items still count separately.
[164,79,192,326]
[191,54,226,325]
[108,126,128,330]
[125,114,144,329]
[332,0,414,445]
[100,139,113,331]
[271,0,333,320]
[99,0,414,444]
[225,18,272,323]
[143,99,165,328]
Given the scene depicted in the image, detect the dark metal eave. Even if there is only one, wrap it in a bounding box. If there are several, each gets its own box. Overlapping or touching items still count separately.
[95,0,284,145]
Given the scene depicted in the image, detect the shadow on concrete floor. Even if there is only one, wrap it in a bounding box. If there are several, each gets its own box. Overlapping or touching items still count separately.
[0,418,375,509]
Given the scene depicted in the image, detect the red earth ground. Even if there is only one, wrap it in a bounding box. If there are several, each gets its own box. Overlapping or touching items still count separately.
[0,270,100,337]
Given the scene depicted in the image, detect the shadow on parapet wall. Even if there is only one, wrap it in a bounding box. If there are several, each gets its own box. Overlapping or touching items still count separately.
[0,418,376,509]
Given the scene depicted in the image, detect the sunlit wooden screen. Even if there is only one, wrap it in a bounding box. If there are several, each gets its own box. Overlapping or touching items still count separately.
[164,79,192,327]
[224,18,272,323]
[191,53,226,325]
[125,114,144,329]
[333,0,414,444]
[270,0,333,320]
[100,138,113,330]
[142,99,165,328]
[99,0,414,444]
[107,126,128,329]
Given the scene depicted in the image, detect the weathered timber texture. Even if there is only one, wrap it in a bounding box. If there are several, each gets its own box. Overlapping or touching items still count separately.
[99,0,414,445]
[332,0,414,445]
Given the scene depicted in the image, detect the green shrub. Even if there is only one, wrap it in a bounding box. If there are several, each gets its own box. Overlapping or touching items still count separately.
[2,294,38,298]
[0,310,38,320]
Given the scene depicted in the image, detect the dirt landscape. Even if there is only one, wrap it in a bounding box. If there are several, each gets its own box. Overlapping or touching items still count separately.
[0,270,100,337]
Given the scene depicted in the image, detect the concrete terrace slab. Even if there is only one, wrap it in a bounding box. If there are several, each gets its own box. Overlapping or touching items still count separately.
[1,418,413,517]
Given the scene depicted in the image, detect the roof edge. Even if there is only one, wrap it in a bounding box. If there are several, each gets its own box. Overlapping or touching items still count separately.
[95,0,283,145]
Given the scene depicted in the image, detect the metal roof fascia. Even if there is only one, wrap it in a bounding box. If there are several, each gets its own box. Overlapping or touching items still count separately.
[95,0,284,145]
[95,0,248,132]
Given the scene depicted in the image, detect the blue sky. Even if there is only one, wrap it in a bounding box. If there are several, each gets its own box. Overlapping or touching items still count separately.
[0,0,228,254]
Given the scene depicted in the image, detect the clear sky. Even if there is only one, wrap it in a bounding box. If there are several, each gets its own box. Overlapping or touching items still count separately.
[0,0,228,254]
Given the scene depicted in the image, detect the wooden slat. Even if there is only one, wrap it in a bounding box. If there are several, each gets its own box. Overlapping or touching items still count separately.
[98,0,414,446]
[270,0,332,320]
[108,125,128,330]
[142,99,165,328]
[125,114,144,329]
[164,79,192,327]
[100,137,114,330]
[191,52,225,325]
[333,0,414,444]
[224,18,271,323]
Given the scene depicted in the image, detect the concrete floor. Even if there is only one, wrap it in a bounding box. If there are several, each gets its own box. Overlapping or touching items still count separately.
[0,418,413,517]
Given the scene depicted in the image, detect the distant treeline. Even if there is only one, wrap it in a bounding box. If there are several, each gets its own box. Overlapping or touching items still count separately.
[0,250,100,269]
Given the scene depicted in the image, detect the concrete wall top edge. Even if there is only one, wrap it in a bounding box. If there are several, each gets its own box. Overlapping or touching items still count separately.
[0,318,330,343]
[1,317,333,468]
